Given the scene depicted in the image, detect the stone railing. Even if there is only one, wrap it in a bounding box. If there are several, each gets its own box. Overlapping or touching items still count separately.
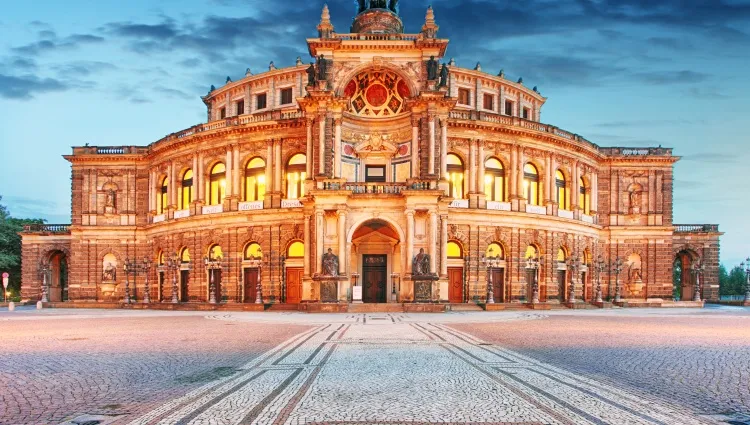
[599,147,674,157]
[318,179,437,193]
[72,146,149,156]
[22,224,71,234]
[674,224,720,233]
[334,33,421,41]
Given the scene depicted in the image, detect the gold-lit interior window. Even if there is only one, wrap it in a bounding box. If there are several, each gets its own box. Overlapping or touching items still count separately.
[180,248,191,263]
[209,244,223,260]
[287,241,304,258]
[244,243,262,260]
[557,248,566,262]
[525,245,538,259]
[486,243,504,259]
[484,157,505,202]
[158,177,168,214]
[447,154,464,199]
[158,251,165,266]
[209,163,226,206]
[180,169,193,210]
[556,170,569,210]
[286,154,307,199]
[447,241,463,259]
[579,177,590,214]
[523,163,540,206]
[245,157,266,202]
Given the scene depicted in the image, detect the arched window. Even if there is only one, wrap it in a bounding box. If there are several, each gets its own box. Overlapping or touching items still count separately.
[180,247,191,263]
[579,177,590,215]
[180,169,193,210]
[287,241,304,258]
[158,176,168,214]
[484,157,505,202]
[447,241,463,259]
[244,242,262,260]
[556,170,569,210]
[525,245,539,259]
[286,154,306,200]
[583,249,592,265]
[157,251,165,266]
[486,243,505,259]
[245,158,266,202]
[209,163,226,206]
[208,244,223,260]
[557,248,567,263]
[447,154,464,199]
[523,163,540,206]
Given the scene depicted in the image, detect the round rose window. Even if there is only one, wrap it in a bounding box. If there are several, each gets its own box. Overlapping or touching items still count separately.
[344,71,411,117]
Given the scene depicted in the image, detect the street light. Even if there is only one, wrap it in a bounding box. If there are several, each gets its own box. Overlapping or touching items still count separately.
[204,253,223,304]
[391,273,400,302]
[481,247,503,304]
[38,262,50,303]
[123,258,140,304]
[692,261,705,302]
[594,255,607,303]
[526,255,541,304]
[141,257,153,304]
[565,255,581,304]
[612,257,624,303]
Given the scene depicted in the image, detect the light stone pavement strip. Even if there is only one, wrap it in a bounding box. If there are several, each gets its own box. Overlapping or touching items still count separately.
[122,313,721,425]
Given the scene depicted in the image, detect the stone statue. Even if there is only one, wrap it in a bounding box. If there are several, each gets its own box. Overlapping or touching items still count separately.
[629,265,643,283]
[322,248,339,276]
[426,56,439,81]
[105,189,116,208]
[209,85,216,93]
[412,248,431,276]
[389,0,398,12]
[358,0,367,12]
[103,263,116,282]
[306,63,316,86]
[439,63,449,87]
[629,191,642,215]
[316,55,328,81]
[370,0,387,8]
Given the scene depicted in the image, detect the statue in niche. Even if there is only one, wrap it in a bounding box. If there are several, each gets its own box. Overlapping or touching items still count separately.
[322,248,339,276]
[426,56,439,81]
[628,265,643,284]
[439,63,449,87]
[316,55,328,81]
[105,189,117,210]
[412,248,431,276]
[628,191,642,215]
[103,262,117,282]
[306,63,316,86]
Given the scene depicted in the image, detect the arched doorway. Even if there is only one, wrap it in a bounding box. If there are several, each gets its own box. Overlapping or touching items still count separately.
[46,250,69,302]
[350,219,403,303]
[674,250,698,301]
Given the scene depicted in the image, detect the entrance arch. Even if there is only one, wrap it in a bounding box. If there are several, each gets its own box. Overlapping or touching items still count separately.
[44,250,69,302]
[674,249,699,301]
[349,219,404,303]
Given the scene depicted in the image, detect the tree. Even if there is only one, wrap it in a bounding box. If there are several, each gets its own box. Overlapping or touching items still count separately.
[0,196,45,297]
[719,264,746,296]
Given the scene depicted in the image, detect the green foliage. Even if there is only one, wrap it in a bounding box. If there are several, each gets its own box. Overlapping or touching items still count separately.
[719,264,747,296]
[0,196,46,294]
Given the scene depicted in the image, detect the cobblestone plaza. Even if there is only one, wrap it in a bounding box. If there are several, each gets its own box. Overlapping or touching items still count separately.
[1,307,748,425]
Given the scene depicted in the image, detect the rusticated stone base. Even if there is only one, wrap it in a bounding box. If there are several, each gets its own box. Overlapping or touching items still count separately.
[592,301,614,308]
[403,303,445,313]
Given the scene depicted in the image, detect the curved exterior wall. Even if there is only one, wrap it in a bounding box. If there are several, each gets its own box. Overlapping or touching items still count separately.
[20,7,722,305]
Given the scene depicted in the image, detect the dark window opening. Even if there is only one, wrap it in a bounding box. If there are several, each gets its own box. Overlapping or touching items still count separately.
[483,94,494,111]
[280,88,293,105]
[256,93,267,110]
[236,100,245,115]
[458,88,470,106]
[365,165,386,183]
[219,107,226,119]
[523,107,531,119]
[504,101,513,116]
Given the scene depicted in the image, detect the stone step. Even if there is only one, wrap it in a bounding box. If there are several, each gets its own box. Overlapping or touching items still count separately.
[447,303,484,312]
[348,303,403,313]
[266,303,300,311]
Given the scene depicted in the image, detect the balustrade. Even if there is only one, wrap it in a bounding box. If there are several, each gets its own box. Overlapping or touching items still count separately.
[675,224,719,233]
[22,224,71,233]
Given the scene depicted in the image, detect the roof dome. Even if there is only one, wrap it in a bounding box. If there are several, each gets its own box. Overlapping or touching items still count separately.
[351,1,404,34]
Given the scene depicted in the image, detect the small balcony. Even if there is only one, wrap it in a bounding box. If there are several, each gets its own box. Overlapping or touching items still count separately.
[674,224,720,233]
[22,224,71,234]
[317,179,437,194]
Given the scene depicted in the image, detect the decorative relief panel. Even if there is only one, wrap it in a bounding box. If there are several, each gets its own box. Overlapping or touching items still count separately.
[345,70,411,117]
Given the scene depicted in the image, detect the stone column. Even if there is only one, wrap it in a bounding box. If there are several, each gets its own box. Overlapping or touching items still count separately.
[318,112,326,176]
[591,172,598,214]
[411,116,420,178]
[274,140,282,193]
[337,210,347,275]
[509,146,518,199]
[315,211,324,274]
[477,141,485,196]
[572,161,580,215]
[440,118,448,180]
[304,214,311,276]
[148,170,154,212]
[191,155,198,202]
[265,141,274,193]
[428,114,436,175]
[198,152,205,202]
[468,139,477,194]
[517,148,525,204]
[306,117,313,177]
[233,145,240,197]
[334,118,342,178]
[429,212,438,275]
[440,215,448,277]
[225,148,233,201]
[406,210,415,273]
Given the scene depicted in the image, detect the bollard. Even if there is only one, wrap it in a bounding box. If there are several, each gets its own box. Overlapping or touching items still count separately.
[8,301,15,312]
[36,301,43,310]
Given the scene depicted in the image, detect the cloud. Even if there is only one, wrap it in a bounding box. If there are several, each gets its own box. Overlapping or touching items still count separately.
[595,119,701,128]
[11,33,104,56]
[680,152,744,164]
[153,86,194,100]
[0,73,69,99]
[52,61,117,77]
[632,70,709,85]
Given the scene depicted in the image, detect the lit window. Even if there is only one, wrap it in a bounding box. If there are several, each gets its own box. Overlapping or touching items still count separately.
[180,169,193,210]
[244,243,262,260]
[525,245,538,259]
[447,241,463,259]
[556,170,569,210]
[158,177,168,214]
[244,157,266,202]
[447,153,464,199]
[286,154,307,199]
[458,88,470,106]
[484,157,505,202]
[209,163,226,206]
[523,163,540,206]
[208,244,223,260]
[157,251,165,266]
[280,88,293,105]
[579,177,590,215]
[287,241,304,258]
[486,243,504,259]
[557,248,566,263]
[180,247,191,263]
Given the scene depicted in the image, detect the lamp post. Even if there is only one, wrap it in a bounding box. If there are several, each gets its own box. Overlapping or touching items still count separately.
[612,257,624,303]
[526,255,541,304]
[692,261,705,302]
[565,255,581,304]
[594,255,607,303]
[743,258,750,304]
[38,263,50,303]
[247,247,263,304]
[141,257,153,304]
[165,253,180,303]
[204,253,223,304]
[391,273,400,302]
[481,247,503,304]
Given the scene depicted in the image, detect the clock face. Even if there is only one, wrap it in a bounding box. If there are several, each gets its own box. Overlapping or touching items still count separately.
[345,70,411,117]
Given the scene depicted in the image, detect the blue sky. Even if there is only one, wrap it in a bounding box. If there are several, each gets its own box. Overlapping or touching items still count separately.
[1,0,749,266]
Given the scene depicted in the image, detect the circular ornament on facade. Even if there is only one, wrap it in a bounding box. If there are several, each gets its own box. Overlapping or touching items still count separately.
[346,70,410,117]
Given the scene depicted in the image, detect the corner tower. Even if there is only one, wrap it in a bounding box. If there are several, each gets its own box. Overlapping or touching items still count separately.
[351,0,404,34]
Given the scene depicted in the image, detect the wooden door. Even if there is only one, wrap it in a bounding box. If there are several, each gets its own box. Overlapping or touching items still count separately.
[448,267,464,303]
[363,255,387,303]
[558,270,567,302]
[158,272,164,302]
[213,270,223,302]
[286,267,303,303]
[681,276,694,301]
[582,272,589,301]
[244,268,259,303]
[180,270,190,302]
[491,269,505,303]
